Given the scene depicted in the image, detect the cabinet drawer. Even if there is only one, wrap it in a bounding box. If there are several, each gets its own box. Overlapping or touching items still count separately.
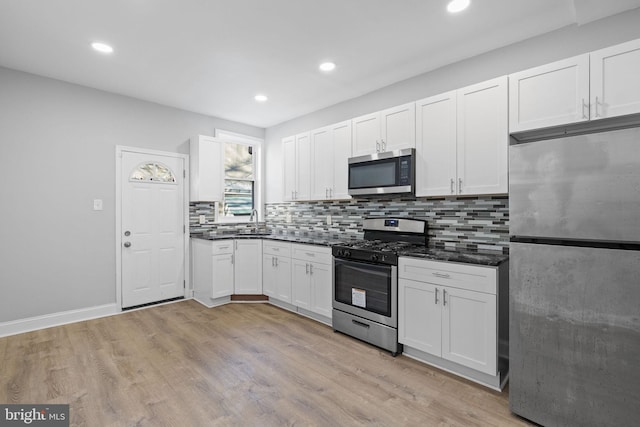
[210,240,234,255]
[291,243,331,264]
[263,241,292,257]
[398,257,496,294]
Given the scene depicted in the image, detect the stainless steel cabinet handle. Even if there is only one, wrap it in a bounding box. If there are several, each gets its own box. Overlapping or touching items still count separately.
[450,178,455,194]
[595,96,600,117]
[458,178,462,194]
[275,257,278,267]
[325,188,328,198]
[435,288,439,305]
[235,240,238,250]
[219,245,229,250]
[432,272,451,278]
[272,257,275,267]
[231,254,234,265]
[376,140,380,152]
[582,98,588,119]
[381,140,386,151]
[272,247,279,251]
[443,289,447,306]
[124,241,131,248]
[310,264,314,275]
[329,188,333,198]
[306,263,309,274]
[306,252,315,257]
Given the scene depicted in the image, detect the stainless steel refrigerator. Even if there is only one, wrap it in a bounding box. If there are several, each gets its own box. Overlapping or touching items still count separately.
[509,125,640,427]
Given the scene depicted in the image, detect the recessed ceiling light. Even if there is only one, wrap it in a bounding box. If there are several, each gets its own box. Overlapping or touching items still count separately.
[319,62,336,72]
[254,94,268,102]
[447,0,470,13]
[91,42,114,54]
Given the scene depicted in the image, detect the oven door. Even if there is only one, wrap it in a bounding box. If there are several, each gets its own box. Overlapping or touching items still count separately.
[332,258,397,327]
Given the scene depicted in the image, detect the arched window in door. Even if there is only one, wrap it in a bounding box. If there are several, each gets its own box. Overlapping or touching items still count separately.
[129,162,176,183]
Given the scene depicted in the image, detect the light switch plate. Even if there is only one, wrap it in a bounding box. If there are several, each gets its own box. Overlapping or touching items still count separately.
[285,214,292,223]
[93,199,103,211]
[326,215,332,225]
[199,215,206,224]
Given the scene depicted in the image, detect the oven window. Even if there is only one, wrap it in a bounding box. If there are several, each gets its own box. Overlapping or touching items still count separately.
[334,259,392,316]
[349,159,397,189]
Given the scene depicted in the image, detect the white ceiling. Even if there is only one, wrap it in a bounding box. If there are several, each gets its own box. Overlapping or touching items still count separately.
[1,0,639,128]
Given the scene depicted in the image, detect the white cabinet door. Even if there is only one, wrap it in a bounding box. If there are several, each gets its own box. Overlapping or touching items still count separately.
[457,77,508,195]
[441,286,497,376]
[282,136,297,201]
[415,91,457,197]
[291,259,311,310]
[274,256,292,304]
[310,262,332,318]
[331,120,352,200]
[591,38,640,120]
[352,112,380,156]
[262,254,277,298]
[295,132,311,200]
[398,278,442,356]
[509,55,590,132]
[189,135,224,202]
[212,253,234,298]
[233,239,262,294]
[310,126,333,200]
[380,102,415,153]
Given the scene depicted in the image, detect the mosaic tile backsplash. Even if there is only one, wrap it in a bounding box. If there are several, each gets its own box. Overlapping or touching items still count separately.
[191,196,509,254]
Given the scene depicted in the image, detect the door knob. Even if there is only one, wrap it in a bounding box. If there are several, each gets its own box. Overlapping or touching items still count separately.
[124,230,131,236]
[124,242,131,248]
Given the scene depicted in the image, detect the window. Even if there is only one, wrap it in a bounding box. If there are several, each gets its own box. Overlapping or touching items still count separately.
[130,162,176,183]
[214,131,262,222]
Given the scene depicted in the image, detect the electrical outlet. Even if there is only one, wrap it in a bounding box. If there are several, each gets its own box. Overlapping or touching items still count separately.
[285,214,292,223]
[93,199,103,211]
[326,215,332,225]
[199,215,206,224]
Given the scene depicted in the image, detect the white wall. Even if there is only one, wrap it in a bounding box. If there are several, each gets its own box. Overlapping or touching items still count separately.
[264,8,640,203]
[0,67,264,323]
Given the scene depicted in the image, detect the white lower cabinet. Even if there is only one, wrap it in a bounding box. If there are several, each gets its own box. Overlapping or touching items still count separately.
[233,239,263,294]
[192,239,234,303]
[291,244,332,319]
[262,241,292,303]
[398,257,503,380]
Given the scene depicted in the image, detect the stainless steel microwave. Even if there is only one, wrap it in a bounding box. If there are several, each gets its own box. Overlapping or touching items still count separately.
[348,148,415,196]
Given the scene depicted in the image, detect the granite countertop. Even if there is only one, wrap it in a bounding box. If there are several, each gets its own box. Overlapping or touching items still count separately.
[191,231,357,247]
[191,232,508,266]
[399,247,509,267]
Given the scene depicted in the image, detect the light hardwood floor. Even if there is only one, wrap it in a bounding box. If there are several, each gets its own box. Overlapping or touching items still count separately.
[0,300,534,426]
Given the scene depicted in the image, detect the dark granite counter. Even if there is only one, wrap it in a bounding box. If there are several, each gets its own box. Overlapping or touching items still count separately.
[191,232,508,265]
[399,247,509,267]
[191,231,358,247]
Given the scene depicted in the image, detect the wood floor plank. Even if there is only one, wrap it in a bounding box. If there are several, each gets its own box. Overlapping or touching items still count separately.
[0,300,533,426]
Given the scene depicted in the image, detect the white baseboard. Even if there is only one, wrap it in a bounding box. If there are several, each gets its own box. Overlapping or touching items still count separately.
[0,303,120,338]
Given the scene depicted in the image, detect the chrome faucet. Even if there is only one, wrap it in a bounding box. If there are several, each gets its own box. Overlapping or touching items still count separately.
[250,209,259,231]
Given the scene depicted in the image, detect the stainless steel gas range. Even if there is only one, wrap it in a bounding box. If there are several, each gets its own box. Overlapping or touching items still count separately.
[332,217,428,356]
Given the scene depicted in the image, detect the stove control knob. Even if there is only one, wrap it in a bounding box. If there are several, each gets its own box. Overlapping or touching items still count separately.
[336,249,343,257]
[371,254,379,262]
[344,250,351,258]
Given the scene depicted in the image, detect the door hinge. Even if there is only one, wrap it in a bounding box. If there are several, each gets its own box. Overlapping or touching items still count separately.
[183,169,186,178]
[183,280,186,289]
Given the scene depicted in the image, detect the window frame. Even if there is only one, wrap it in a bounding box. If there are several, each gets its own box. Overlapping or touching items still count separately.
[214,130,263,224]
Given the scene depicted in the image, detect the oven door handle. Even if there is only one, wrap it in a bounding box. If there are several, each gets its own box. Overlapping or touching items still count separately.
[351,319,371,329]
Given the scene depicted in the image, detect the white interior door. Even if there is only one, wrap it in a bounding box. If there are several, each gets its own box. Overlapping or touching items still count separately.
[120,150,185,308]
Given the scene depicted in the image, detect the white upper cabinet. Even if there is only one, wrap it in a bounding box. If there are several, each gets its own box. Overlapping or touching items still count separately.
[352,102,415,156]
[509,55,590,133]
[189,135,224,202]
[310,120,352,200]
[282,132,311,201]
[416,77,508,197]
[590,38,640,120]
[510,38,640,132]
[415,91,457,197]
[457,77,508,196]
